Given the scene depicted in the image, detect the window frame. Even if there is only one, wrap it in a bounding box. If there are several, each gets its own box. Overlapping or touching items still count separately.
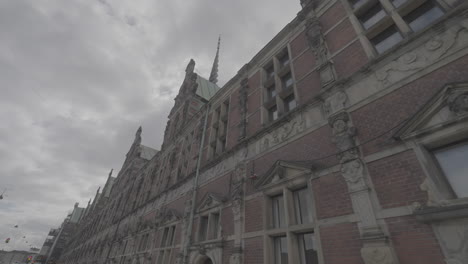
[263,173,322,264]
[410,118,468,205]
[155,224,177,264]
[261,46,299,124]
[344,0,450,57]
[196,206,223,243]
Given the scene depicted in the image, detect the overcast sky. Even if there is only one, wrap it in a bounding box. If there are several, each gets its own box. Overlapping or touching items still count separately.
[0,0,300,252]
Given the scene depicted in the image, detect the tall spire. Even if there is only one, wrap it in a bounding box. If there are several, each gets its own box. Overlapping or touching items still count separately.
[209,35,221,84]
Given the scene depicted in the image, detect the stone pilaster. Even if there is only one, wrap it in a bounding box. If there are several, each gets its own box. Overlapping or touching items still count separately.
[328,111,399,264]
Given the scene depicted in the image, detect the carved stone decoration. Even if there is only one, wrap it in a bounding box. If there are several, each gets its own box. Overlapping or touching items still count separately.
[433,218,468,264]
[229,253,242,264]
[238,78,248,140]
[419,178,448,206]
[447,91,468,116]
[375,20,468,88]
[341,159,366,192]
[305,17,328,65]
[323,90,348,117]
[361,246,396,264]
[329,113,358,163]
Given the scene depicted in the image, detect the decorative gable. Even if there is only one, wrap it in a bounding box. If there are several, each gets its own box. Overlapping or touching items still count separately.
[197,192,226,213]
[254,160,315,189]
[394,83,468,139]
[160,209,181,225]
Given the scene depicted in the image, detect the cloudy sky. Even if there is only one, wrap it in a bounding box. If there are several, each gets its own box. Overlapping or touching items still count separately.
[0,0,300,251]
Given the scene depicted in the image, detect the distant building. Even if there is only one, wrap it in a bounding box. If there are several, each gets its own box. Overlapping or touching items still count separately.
[0,250,36,264]
[58,0,468,264]
[37,203,84,264]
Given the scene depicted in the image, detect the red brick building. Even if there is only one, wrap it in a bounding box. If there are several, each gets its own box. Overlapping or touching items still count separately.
[58,0,468,264]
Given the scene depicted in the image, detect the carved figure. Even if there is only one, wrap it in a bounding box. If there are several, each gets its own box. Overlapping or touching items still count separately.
[447,92,468,116]
[361,246,394,264]
[305,18,328,65]
[330,114,358,163]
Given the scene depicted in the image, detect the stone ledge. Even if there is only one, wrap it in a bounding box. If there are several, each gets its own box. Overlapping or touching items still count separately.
[414,203,468,222]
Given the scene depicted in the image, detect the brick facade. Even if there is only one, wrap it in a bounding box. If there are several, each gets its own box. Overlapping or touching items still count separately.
[55,1,468,264]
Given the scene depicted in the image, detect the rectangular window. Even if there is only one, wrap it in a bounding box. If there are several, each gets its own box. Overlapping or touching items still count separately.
[267,85,277,100]
[433,141,468,198]
[294,188,313,224]
[281,73,294,90]
[298,233,319,264]
[284,95,297,113]
[266,65,275,79]
[279,52,290,67]
[272,195,286,228]
[167,226,176,246]
[357,2,387,30]
[274,236,288,264]
[208,213,220,239]
[268,105,279,122]
[403,1,444,32]
[199,216,209,241]
[370,25,403,54]
[160,228,169,247]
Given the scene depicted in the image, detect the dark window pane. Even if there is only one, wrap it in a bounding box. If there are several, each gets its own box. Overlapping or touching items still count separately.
[298,233,319,264]
[281,73,294,89]
[274,236,288,264]
[199,216,209,241]
[272,195,285,228]
[284,95,297,112]
[404,1,444,32]
[279,53,290,67]
[391,0,407,8]
[269,106,278,122]
[209,213,220,239]
[266,65,275,79]
[160,228,169,247]
[358,3,386,29]
[168,226,176,246]
[433,141,468,198]
[371,25,403,53]
[294,188,312,224]
[267,86,277,100]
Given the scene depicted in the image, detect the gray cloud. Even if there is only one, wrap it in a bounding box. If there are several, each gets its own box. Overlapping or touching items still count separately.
[0,0,299,251]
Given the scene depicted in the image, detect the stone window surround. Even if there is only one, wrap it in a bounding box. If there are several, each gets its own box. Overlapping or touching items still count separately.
[261,173,324,264]
[261,46,299,124]
[342,0,453,58]
[195,206,223,244]
[155,223,178,264]
[208,99,231,158]
[408,116,468,220]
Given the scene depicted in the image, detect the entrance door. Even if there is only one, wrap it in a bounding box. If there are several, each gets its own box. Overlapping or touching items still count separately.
[203,259,213,264]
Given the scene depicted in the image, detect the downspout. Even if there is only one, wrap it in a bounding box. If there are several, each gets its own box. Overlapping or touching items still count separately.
[182,103,210,264]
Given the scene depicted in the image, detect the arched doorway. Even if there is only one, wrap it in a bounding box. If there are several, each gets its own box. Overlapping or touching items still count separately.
[203,259,213,264]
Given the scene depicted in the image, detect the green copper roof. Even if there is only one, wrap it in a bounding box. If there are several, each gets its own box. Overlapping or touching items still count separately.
[196,75,221,100]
